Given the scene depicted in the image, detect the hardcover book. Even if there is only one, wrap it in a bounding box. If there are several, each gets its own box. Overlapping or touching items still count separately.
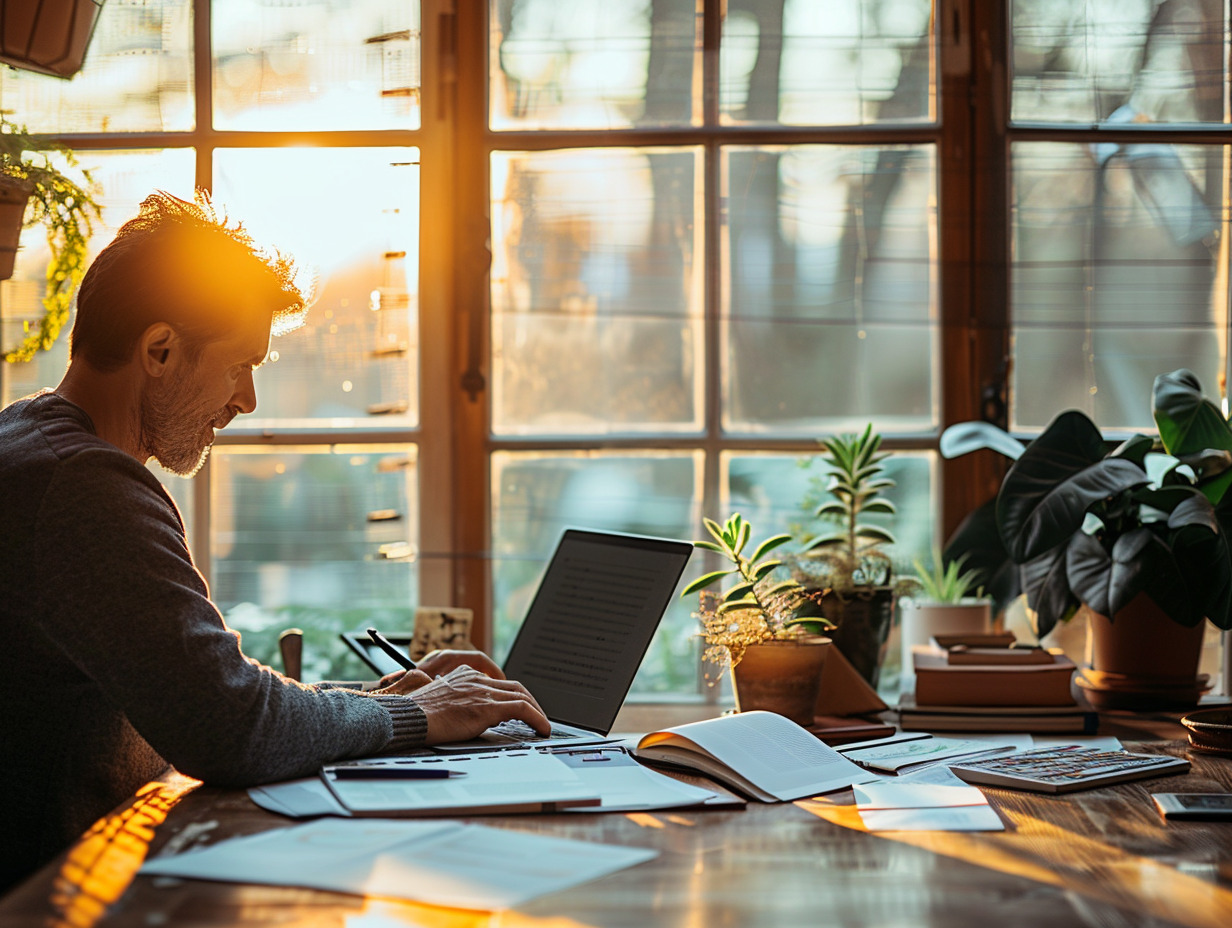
[913,652,1078,707]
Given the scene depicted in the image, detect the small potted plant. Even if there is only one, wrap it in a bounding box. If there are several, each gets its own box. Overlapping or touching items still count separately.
[940,371,1232,708]
[899,550,992,681]
[0,119,100,363]
[682,513,832,726]
[791,423,916,687]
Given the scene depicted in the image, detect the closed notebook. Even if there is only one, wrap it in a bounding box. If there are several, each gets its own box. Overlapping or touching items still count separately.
[913,652,1077,707]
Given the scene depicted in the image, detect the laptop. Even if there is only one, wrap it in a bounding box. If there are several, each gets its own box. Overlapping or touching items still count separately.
[426,528,694,751]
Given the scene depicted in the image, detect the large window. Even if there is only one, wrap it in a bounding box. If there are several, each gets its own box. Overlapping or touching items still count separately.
[3,1,1229,694]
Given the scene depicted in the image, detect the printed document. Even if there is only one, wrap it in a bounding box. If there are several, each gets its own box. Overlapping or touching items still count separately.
[140,818,656,910]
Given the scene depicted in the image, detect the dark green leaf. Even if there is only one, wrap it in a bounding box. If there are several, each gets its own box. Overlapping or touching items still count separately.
[752,560,781,581]
[943,496,1020,617]
[1109,434,1154,466]
[1018,544,1074,640]
[722,581,754,603]
[1153,369,1232,458]
[681,570,736,596]
[997,411,1147,562]
[750,533,792,563]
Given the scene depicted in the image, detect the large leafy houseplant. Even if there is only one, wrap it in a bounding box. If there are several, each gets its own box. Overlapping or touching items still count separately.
[940,369,1232,641]
[0,119,100,363]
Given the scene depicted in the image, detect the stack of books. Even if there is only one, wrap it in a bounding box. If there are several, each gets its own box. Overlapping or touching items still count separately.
[898,639,1097,734]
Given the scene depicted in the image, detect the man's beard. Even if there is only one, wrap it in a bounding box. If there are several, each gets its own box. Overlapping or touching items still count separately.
[141,378,229,477]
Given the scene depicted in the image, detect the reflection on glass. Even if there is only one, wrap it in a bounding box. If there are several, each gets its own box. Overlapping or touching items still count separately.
[720,0,934,126]
[723,145,937,433]
[212,445,418,681]
[214,148,420,430]
[491,148,703,435]
[1010,142,1225,430]
[213,0,422,130]
[0,0,193,134]
[490,451,701,694]
[1,149,196,405]
[1011,0,1229,125]
[724,450,935,686]
[490,0,699,129]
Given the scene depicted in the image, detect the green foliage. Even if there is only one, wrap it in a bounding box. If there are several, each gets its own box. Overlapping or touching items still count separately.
[799,423,897,589]
[911,549,985,604]
[942,379,1232,641]
[682,513,831,650]
[1,119,101,363]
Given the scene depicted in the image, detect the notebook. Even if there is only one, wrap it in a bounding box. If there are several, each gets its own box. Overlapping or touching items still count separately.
[432,528,694,751]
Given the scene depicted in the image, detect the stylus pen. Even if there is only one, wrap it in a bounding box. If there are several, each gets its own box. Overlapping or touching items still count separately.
[328,767,464,780]
[366,626,417,670]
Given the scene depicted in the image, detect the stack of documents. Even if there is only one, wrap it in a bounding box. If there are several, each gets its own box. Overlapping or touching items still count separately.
[141,818,656,910]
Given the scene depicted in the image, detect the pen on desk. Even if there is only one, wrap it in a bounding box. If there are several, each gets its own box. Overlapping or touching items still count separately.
[328,766,465,780]
[366,626,417,670]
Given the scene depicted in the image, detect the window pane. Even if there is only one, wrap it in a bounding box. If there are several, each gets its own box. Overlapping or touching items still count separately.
[491,148,703,435]
[490,451,701,696]
[2,149,196,404]
[723,145,937,434]
[0,0,193,133]
[1010,142,1227,430]
[724,449,936,689]
[214,148,420,430]
[490,0,699,129]
[721,0,935,126]
[213,0,421,130]
[1011,0,1230,125]
[212,444,418,682]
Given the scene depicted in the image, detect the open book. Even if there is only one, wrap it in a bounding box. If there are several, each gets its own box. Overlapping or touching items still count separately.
[633,711,871,801]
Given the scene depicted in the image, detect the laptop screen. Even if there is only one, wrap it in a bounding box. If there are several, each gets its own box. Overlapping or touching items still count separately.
[501,529,694,735]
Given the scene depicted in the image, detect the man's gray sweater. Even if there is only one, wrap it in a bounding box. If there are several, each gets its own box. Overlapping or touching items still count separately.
[0,393,428,891]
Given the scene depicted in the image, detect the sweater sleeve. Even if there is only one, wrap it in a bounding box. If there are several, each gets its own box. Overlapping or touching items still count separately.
[31,447,427,786]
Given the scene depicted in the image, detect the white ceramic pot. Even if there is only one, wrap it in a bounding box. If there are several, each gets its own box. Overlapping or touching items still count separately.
[899,598,992,685]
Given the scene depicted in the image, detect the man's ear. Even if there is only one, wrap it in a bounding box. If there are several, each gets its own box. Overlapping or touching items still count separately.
[138,323,179,377]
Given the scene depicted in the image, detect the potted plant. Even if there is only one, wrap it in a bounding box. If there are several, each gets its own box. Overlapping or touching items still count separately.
[0,0,107,78]
[682,513,832,726]
[0,119,100,363]
[898,550,992,681]
[791,423,915,688]
[940,374,1232,708]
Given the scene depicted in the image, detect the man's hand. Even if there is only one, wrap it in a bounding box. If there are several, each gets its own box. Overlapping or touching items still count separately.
[416,649,505,679]
[407,666,551,745]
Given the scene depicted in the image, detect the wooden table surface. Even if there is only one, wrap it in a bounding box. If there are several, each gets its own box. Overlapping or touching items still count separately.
[3,706,1231,928]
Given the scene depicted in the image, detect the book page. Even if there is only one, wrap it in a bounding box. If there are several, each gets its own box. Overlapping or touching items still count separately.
[637,711,868,801]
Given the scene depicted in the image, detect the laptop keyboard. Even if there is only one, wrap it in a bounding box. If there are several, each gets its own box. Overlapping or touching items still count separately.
[489,720,583,743]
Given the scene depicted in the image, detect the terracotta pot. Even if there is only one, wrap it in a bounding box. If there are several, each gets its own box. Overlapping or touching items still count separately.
[0,176,32,281]
[731,637,830,726]
[1080,593,1207,709]
[0,0,106,79]
[813,587,895,688]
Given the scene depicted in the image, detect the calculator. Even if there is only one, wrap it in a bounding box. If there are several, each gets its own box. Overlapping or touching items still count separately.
[949,744,1190,793]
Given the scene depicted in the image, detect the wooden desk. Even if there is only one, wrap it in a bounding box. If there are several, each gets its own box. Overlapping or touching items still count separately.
[3,708,1231,928]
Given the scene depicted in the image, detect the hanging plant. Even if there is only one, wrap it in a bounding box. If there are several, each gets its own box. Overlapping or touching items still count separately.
[0,119,101,363]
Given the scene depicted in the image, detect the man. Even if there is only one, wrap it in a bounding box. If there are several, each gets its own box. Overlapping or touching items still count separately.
[0,191,549,891]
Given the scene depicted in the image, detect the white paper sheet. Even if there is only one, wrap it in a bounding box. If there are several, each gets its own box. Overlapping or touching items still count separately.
[853,782,1004,832]
[140,818,656,910]
[248,751,719,818]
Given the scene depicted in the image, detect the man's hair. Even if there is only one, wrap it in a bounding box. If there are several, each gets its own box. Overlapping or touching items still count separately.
[69,190,313,370]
